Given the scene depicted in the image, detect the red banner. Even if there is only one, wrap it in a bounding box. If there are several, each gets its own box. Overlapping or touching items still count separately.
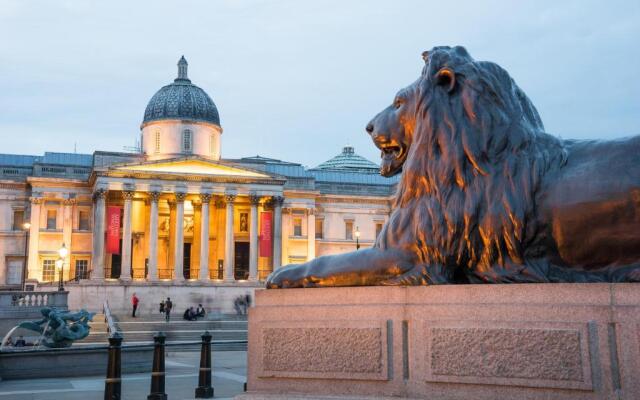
[106,206,121,254]
[259,212,272,258]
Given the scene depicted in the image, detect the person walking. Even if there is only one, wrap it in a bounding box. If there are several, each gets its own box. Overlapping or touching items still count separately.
[131,293,139,318]
[164,297,173,322]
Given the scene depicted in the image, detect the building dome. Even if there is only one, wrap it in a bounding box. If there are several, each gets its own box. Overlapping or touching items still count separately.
[314,145,379,173]
[142,56,220,127]
[140,57,223,161]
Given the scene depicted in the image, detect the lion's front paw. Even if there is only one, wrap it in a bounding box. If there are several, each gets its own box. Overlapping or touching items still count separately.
[265,264,310,289]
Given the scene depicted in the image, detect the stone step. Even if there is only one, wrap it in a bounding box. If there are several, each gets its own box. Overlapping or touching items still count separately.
[122,330,247,342]
[116,321,247,331]
[114,313,248,323]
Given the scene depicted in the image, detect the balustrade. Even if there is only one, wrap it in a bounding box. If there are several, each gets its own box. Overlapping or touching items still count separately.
[0,291,68,310]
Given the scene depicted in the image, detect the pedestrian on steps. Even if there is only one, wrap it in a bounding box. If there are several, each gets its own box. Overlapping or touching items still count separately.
[164,297,173,322]
[131,293,139,318]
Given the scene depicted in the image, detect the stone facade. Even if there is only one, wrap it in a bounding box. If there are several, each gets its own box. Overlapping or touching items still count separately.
[0,58,397,313]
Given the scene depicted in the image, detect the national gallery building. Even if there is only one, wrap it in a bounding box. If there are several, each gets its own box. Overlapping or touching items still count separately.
[0,57,397,312]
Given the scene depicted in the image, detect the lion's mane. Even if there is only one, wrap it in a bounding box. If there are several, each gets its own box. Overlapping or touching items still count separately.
[377,47,567,282]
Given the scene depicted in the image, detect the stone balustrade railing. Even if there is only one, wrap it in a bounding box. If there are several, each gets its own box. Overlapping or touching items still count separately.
[0,291,68,311]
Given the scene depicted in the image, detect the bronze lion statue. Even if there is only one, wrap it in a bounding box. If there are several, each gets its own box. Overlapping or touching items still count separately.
[267,45,640,288]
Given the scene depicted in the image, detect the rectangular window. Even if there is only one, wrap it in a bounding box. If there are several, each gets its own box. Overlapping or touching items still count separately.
[375,222,384,238]
[345,221,353,240]
[209,134,214,156]
[42,259,56,282]
[315,219,323,239]
[12,210,24,231]
[79,210,90,231]
[155,131,161,153]
[293,217,302,237]
[46,209,57,230]
[183,130,192,153]
[75,259,89,280]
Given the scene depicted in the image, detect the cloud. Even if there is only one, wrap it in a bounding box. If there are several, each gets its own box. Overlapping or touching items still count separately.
[0,0,638,165]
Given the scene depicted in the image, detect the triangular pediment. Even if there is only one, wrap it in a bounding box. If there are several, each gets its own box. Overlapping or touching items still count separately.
[112,157,271,179]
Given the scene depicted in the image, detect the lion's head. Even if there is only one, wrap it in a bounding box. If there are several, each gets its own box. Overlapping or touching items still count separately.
[368,46,567,281]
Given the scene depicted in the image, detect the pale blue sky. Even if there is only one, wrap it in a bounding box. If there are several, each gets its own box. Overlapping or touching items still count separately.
[0,0,638,167]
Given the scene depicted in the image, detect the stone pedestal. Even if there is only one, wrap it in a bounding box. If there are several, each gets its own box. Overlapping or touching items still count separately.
[240,284,640,400]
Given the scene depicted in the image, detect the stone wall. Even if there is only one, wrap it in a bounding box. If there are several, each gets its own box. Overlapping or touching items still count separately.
[64,282,262,316]
[242,284,640,400]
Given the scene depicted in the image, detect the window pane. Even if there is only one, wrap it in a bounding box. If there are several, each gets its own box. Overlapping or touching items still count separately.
[375,223,383,238]
[183,130,192,153]
[345,221,353,240]
[75,259,89,280]
[155,131,161,153]
[47,210,57,230]
[293,218,302,237]
[79,210,89,230]
[12,210,24,230]
[315,219,323,239]
[42,259,56,281]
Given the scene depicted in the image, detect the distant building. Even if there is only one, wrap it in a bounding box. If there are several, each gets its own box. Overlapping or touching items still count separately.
[0,57,396,311]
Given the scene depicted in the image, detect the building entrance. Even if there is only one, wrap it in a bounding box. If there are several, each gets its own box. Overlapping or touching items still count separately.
[234,242,249,280]
[110,239,122,279]
[183,243,192,279]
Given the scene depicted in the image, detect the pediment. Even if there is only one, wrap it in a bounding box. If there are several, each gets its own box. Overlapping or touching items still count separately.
[112,157,271,179]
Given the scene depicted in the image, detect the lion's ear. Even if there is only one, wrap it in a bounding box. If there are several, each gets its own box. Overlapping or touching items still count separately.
[435,67,456,93]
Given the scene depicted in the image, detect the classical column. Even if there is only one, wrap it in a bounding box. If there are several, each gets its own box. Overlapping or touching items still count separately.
[62,198,75,280]
[272,196,284,269]
[167,201,176,279]
[192,201,202,279]
[173,192,186,282]
[27,197,42,280]
[91,189,106,280]
[307,208,316,261]
[224,194,236,282]
[248,194,260,281]
[120,191,134,281]
[147,191,160,281]
[199,194,211,282]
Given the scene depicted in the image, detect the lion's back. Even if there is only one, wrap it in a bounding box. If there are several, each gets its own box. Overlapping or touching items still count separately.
[540,135,640,269]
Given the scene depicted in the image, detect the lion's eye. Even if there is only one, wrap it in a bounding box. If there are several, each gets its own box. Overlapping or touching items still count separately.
[394,98,404,109]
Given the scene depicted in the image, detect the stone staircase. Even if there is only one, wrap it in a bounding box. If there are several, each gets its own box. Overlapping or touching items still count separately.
[79,313,248,351]
[77,312,111,345]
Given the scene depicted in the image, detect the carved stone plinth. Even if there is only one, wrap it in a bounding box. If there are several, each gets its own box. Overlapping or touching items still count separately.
[239,284,640,400]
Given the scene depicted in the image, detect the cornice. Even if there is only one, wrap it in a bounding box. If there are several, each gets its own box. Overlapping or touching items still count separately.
[95,169,286,186]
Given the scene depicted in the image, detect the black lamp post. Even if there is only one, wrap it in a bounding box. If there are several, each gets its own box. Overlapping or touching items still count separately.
[355,226,361,250]
[22,222,31,291]
[57,243,68,291]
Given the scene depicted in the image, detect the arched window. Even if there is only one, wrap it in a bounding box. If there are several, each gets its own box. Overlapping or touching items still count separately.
[155,131,161,153]
[182,129,192,153]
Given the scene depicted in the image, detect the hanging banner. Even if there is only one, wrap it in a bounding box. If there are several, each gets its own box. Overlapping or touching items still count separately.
[259,211,273,257]
[106,206,121,254]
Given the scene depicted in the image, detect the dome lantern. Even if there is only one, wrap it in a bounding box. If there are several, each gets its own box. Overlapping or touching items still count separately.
[176,56,190,83]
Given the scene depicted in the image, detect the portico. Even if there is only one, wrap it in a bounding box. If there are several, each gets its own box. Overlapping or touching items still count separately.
[90,157,285,283]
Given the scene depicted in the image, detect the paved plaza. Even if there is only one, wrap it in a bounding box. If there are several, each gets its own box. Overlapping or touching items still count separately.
[0,350,246,400]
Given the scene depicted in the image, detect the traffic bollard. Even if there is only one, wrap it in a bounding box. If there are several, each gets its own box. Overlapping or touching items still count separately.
[147,332,167,400]
[195,330,214,398]
[104,332,123,400]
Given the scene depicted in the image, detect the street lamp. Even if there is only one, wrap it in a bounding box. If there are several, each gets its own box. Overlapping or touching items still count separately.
[57,243,68,291]
[355,226,361,250]
[56,258,64,291]
[21,222,31,291]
